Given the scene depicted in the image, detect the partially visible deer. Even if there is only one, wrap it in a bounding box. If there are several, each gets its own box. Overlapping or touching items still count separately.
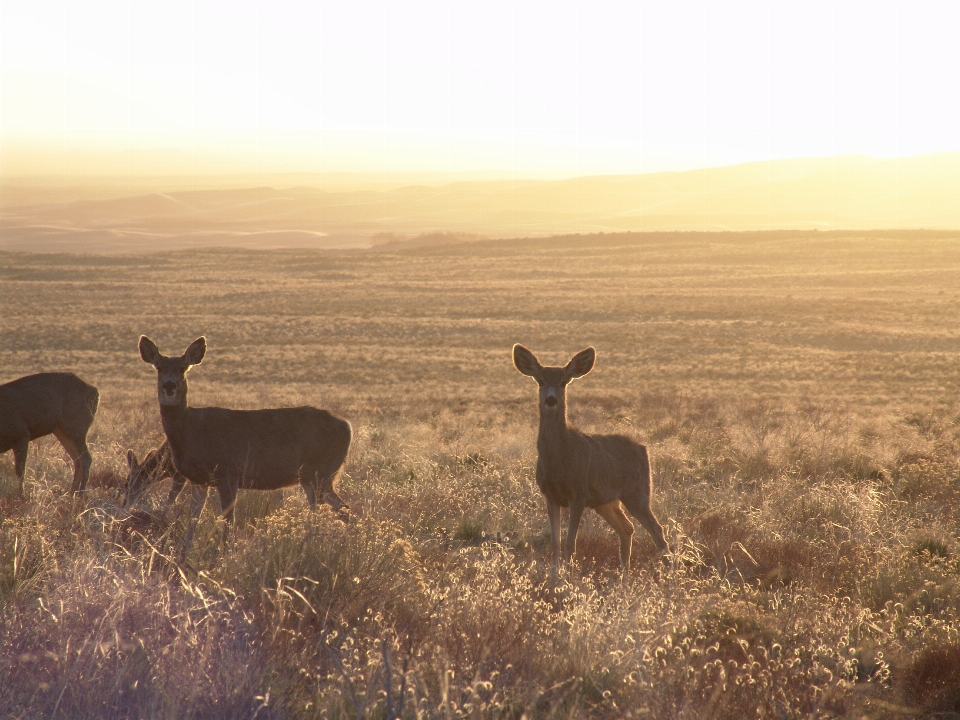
[138,336,352,525]
[0,372,100,493]
[123,440,186,506]
[513,345,668,578]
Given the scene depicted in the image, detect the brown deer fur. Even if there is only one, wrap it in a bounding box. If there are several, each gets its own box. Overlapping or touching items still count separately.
[0,373,99,493]
[138,336,351,522]
[513,344,668,577]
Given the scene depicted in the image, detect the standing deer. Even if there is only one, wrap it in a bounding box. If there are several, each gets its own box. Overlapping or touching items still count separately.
[513,345,668,577]
[138,336,352,524]
[123,440,186,506]
[0,373,100,493]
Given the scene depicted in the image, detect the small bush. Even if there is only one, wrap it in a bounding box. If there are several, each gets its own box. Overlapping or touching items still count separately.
[899,642,960,713]
[219,505,428,630]
[912,537,950,560]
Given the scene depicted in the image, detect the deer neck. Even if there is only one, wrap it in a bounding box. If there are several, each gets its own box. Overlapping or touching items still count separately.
[537,404,570,459]
[158,396,190,450]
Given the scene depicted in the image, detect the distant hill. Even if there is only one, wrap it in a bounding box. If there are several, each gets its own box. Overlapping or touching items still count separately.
[2,153,958,252]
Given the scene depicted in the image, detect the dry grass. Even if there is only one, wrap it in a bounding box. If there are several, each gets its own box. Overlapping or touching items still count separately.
[2,230,960,718]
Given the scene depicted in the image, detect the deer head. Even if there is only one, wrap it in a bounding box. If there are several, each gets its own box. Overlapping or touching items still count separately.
[513,344,595,416]
[139,336,206,407]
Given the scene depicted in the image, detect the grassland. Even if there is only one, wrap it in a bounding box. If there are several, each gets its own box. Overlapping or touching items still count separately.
[2,230,960,718]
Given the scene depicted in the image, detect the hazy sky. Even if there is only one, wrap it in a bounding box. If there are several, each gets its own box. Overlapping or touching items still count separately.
[2,1,959,176]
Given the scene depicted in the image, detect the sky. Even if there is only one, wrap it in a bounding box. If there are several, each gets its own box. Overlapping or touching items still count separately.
[1,1,959,177]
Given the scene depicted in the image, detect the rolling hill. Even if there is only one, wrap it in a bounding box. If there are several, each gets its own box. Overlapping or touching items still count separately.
[2,153,958,252]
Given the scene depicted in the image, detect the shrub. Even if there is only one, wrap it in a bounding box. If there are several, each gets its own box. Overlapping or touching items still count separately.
[899,642,960,713]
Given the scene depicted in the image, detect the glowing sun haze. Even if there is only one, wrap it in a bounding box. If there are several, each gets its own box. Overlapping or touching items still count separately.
[1,1,958,177]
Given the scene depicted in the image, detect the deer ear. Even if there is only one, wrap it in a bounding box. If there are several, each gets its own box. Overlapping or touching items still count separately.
[513,344,543,378]
[139,336,161,365]
[126,450,138,471]
[565,347,596,380]
[183,337,206,366]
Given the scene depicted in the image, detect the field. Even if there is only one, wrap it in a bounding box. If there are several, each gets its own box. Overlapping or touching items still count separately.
[2,229,960,718]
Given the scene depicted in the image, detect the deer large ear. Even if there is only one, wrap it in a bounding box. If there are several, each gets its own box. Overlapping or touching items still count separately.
[564,347,596,380]
[126,450,138,471]
[183,337,206,366]
[139,336,161,365]
[513,344,543,379]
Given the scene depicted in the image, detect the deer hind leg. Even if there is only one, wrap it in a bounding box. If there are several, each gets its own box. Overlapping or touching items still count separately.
[308,461,351,516]
[302,482,317,507]
[622,495,668,554]
[595,501,635,578]
[301,478,346,514]
[53,429,91,494]
[216,480,238,525]
[12,437,29,493]
[322,491,348,515]
[167,472,187,504]
[76,439,93,493]
[301,466,324,508]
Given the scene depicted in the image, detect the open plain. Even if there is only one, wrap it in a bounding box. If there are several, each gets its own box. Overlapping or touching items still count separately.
[2,230,960,718]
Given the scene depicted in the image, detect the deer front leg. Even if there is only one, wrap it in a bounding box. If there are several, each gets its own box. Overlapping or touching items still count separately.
[545,497,562,573]
[564,501,586,564]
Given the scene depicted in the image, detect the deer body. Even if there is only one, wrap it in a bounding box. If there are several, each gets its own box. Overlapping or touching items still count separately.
[514,345,667,577]
[159,403,350,498]
[0,372,99,493]
[139,336,351,522]
[537,426,649,507]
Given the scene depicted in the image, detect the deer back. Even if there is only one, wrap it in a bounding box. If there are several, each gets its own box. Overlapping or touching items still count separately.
[0,373,99,442]
[539,428,649,508]
[170,405,350,489]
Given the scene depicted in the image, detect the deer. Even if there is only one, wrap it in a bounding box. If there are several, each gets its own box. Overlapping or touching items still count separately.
[138,336,352,526]
[0,372,100,494]
[513,345,668,578]
[123,440,187,506]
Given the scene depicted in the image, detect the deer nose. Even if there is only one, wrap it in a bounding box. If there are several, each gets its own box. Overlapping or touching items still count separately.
[544,396,558,407]
[162,381,177,395]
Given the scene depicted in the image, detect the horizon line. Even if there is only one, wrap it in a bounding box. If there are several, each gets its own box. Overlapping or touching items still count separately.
[3,150,959,186]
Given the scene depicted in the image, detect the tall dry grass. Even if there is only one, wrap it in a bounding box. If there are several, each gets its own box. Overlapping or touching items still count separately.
[2,232,960,717]
[3,388,959,718]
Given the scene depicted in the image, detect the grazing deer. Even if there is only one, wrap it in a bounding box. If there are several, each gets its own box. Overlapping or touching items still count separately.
[123,441,186,506]
[513,345,668,577]
[138,336,352,523]
[0,373,100,493]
